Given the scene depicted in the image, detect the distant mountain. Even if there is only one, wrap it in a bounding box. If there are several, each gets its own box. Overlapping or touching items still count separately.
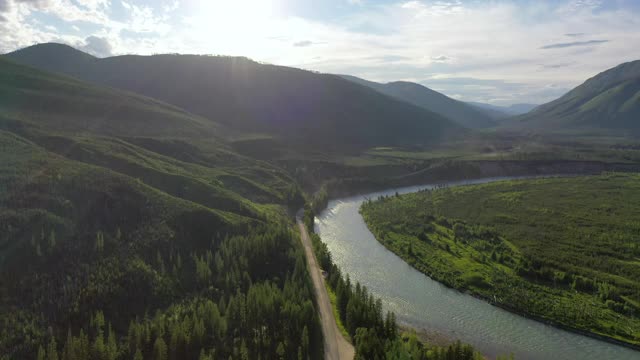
[506,103,540,115]
[466,102,539,118]
[509,60,640,134]
[341,75,497,129]
[5,43,462,150]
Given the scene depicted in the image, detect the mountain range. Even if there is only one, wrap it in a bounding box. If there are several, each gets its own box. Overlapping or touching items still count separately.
[466,102,539,118]
[5,43,461,151]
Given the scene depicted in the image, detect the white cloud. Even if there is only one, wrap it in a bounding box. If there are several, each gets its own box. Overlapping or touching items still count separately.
[78,35,112,56]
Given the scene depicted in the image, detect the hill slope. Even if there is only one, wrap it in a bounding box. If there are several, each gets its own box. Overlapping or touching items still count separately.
[510,60,640,134]
[5,43,462,150]
[0,57,221,139]
[0,55,326,359]
[341,75,497,129]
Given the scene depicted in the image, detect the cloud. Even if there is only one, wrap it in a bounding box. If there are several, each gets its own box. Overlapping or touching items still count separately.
[540,39,609,49]
[540,62,574,69]
[564,32,585,37]
[293,40,314,47]
[430,55,450,62]
[78,35,112,57]
[293,40,328,47]
[0,0,49,18]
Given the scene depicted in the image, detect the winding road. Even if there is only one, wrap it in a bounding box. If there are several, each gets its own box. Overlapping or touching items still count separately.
[297,217,355,360]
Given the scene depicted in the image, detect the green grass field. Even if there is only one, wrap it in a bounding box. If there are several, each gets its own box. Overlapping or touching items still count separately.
[361,174,640,345]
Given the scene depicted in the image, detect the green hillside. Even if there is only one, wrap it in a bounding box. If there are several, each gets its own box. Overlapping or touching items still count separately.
[0,57,219,139]
[0,56,324,360]
[341,75,497,129]
[511,60,640,134]
[5,43,462,150]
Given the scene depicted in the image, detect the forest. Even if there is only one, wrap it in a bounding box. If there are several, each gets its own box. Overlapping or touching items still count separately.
[0,89,320,358]
[361,174,640,346]
[2,213,323,359]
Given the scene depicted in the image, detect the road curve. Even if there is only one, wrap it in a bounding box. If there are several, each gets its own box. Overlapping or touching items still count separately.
[297,217,355,360]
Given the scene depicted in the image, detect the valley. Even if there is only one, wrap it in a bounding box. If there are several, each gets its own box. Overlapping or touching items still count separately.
[0,35,639,360]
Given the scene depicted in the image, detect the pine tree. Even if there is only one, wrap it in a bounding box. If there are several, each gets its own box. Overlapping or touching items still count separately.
[62,328,74,360]
[95,231,104,253]
[78,329,90,360]
[276,342,285,360]
[48,229,56,252]
[157,250,165,274]
[133,349,143,360]
[153,337,168,360]
[107,324,117,360]
[46,337,59,360]
[37,345,46,360]
[301,326,309,359]
[240,340,249,360]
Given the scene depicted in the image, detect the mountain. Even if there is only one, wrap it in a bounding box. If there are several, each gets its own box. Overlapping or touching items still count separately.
[341,75,497,129]
[509,60,640,134]
[0,56,326,359]
[0,56,219,138]
[467,102,539,118]
[506,103,540,114]
[5,43,462,150]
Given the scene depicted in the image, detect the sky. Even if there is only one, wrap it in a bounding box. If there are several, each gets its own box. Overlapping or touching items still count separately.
[1,0,639,106]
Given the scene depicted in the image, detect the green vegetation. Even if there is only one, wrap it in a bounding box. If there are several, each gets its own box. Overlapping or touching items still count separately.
[361,174,640,346]
[303,210,486,359]
[512,60,640,135]
[0,57,217,139]
[327,285,351,342]
[0,57,317,359]
[3,41,640,360]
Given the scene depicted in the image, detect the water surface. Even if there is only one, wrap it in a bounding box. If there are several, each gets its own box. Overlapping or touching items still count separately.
[315,177,639,360]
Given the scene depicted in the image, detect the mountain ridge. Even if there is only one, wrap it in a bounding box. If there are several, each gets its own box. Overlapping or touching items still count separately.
[340,74,497,129]
[5,43,463,151]
[509,60,640,134]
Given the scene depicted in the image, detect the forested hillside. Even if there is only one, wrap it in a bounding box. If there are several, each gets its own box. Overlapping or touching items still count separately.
[0,56,321,359]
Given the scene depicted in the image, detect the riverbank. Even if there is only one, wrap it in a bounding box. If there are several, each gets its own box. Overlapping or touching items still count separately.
[360,174,640,352]
[370,227,640,353]
[314,177,640,360]
[308,159,640,212]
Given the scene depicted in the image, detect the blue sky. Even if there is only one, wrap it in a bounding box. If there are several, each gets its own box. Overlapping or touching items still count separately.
[1,0,639,105]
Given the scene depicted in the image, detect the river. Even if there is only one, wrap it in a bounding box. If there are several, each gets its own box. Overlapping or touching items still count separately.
[314,177,640,360]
